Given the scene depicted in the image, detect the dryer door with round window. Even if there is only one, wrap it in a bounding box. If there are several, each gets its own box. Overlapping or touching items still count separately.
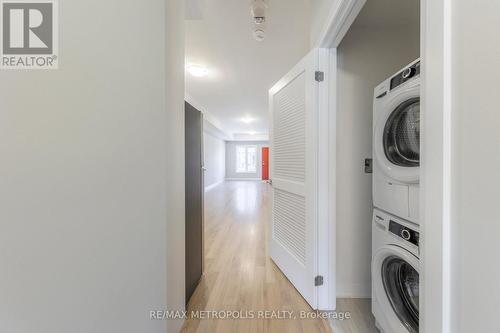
[383,98,420,167]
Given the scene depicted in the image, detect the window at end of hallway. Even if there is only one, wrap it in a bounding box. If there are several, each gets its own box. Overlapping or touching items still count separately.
[236,145,257,173]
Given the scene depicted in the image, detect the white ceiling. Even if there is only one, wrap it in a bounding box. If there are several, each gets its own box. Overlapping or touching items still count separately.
[185,0,311,138]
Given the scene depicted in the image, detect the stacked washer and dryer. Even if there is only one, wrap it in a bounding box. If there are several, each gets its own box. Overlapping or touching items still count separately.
[371,59,421,333]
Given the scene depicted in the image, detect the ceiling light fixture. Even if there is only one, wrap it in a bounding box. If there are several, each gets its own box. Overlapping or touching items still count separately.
[240,116,255,124]
[248,131,257,135]
[186,64,208,78]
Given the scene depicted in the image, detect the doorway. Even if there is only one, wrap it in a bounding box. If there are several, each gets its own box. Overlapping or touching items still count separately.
[317,0,423,331]
[261,147,269,181]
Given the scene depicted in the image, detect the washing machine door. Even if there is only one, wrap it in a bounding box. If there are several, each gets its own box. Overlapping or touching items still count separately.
[374,84,420,183]
[373,245,419,333]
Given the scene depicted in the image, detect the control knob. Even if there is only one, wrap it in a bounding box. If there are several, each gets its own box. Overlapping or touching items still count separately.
[402,67,416,79]
[401,229,411,241]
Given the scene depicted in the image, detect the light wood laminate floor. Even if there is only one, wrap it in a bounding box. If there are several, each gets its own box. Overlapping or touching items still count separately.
[181,181,377,333]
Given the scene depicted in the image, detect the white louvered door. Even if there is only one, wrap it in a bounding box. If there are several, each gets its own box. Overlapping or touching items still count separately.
[268,48,331,309]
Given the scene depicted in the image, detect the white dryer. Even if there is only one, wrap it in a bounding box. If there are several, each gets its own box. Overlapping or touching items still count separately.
[373,59,420,223]
[372,209,419,333]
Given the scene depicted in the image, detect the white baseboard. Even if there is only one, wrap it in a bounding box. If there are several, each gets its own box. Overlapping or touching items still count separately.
[225,178,262,181]
[204,181,224,192]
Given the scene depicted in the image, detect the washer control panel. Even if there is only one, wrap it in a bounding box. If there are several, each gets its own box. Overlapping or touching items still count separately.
[389,220,419,247]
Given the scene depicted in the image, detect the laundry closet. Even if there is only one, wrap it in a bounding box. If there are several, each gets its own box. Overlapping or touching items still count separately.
[334,0,420,331]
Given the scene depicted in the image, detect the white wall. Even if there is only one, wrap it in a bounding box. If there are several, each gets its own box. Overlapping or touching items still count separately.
[0,1,185,332]
[449,1,500,331]
[225,141,269,180]
[204,132,225,190]
[335,21,420,296]
[166,1,186,332]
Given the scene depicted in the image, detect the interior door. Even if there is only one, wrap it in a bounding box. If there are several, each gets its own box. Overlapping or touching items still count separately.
[268,48,331,309]
[262,147,269,180]
[184,102,204,305]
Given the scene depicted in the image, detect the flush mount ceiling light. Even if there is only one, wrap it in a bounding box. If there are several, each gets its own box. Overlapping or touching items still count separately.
[240,116,255,124]
[186,64,208,77]
[248,131,257,135]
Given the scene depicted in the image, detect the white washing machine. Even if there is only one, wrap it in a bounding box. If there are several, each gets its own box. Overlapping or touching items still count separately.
[373,59,420,223]
[372,208,419,333]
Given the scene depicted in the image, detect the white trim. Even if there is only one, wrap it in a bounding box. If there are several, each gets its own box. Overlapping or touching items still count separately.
[314,0,366,48]
[314,0,367,313]
[316,48,335,311]
[225,178,261,181]
[315,0,452,331]
[420,0,452,332]
[204,181,223,192]
[328,48,337,310]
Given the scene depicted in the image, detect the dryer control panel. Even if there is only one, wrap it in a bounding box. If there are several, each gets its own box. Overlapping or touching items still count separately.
[389,220,419,247]
[390,61,420,91]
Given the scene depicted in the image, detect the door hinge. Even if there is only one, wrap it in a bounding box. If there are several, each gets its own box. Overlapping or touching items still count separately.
[364,158,373,174]
[314,275,324,286]
[315,71,324,82]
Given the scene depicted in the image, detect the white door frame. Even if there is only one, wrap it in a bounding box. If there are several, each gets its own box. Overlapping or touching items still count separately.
[314,0,452,332]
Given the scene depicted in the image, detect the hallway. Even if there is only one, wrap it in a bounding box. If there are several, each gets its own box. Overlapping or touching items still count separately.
[181,181,331,333]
